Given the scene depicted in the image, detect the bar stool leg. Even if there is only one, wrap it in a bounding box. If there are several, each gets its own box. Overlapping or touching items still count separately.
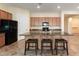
[66,42,69,55]
[51,43,53,55]
[24,41,27,55]
[28,43,30,50]
[56,42,58,55]
[37,42,38,50]
[36,41,38,50]
[63,42,65,50]
[41,42,43,55]
[35,42,38,55]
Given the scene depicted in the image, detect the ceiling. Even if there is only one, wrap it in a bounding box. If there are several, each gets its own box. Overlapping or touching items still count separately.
[5,3,79,12]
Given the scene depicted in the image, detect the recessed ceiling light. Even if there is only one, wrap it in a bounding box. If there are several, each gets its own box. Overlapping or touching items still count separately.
[37,5,40,8]
[57,6,61,9]
[77,6,79,9]
[37,3,42,9]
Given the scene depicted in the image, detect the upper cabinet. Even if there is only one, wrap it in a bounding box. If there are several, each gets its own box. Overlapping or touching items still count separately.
[30,17,61,27]
[0,10,7,19]
[7,13,12,20]
[0,10,12,20]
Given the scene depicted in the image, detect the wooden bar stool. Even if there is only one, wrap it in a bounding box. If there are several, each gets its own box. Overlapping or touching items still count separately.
[55,39,68,55]
[24,39,38,55]
[41,39,53,55]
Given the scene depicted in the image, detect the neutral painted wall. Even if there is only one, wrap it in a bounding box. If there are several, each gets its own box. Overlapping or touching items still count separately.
[71,16,79,27]
[31,12,60,17]
[0,4,30,40]
[71,16,79,34]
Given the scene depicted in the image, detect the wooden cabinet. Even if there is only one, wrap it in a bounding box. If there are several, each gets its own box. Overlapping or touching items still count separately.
[30,17,61,27]
[7,13,12,20]
[0,10,7,19]
[0,33,5,47]
[0,9,12,20]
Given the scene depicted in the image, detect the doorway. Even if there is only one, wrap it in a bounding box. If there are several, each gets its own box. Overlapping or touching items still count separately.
[64,14,79,34]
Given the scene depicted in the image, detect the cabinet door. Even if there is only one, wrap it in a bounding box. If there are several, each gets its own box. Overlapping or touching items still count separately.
[0,34,5,47]
[7,13,12,20]
[0,10,12,20]
[0,10,1,19]
[0,10,7,19]
[31,17,35,26]
[49,17,53,26]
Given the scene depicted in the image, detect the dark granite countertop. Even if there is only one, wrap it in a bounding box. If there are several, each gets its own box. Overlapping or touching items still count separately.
[20,32,74,36]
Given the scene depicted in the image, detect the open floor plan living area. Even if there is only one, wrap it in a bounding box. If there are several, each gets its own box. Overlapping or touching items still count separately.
[0,3,79,56]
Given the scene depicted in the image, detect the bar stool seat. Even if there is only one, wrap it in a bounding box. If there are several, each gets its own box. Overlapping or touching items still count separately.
[42,39,52,43]
[24,39,38,55]
[55,39,68,55]
[41,39,53,55]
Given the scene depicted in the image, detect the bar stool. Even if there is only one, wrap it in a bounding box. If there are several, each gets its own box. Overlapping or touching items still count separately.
[55,39,68,55]
[41,39,53,55]
[24,39,38,55]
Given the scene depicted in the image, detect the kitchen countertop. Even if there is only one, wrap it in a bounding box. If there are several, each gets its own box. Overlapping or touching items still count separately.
[19,32,74,36]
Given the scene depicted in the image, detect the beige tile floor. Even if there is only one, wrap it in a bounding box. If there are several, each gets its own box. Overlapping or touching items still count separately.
[0,35,79,56]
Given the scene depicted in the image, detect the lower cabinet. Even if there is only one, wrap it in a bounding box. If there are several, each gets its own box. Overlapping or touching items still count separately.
[0,33,5,47]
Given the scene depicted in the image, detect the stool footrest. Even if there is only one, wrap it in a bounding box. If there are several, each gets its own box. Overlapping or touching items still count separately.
[41,46,52,47]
